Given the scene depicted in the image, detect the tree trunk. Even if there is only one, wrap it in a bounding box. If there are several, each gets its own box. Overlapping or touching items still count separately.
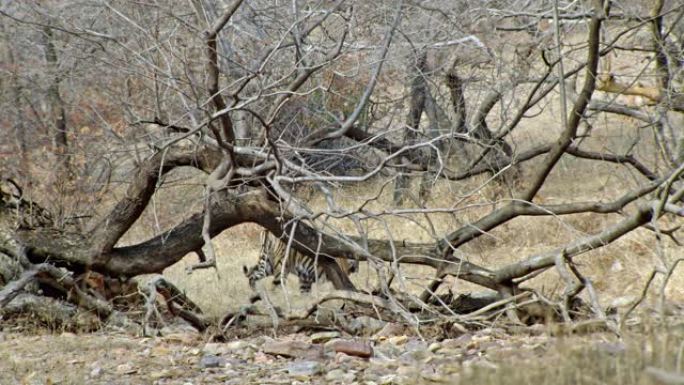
[394,51,428,206]
[41,27,69,169]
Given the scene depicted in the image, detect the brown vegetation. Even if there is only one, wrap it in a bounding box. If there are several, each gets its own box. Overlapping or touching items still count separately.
[1,0,683,383]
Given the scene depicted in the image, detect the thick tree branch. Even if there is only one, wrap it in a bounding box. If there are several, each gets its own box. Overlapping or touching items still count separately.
[88,149,218,255]
[495,202,649,283]
[99,189,272,275]
[438,177,662,281]
[587,100,652,122]
[446,66,467,133]
[201,0,245,152]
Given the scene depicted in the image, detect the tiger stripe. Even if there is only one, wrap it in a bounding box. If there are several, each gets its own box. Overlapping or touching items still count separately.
[242,231,357,293]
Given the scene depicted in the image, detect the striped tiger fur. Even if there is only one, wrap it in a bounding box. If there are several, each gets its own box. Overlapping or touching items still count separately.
[242,231,358,293]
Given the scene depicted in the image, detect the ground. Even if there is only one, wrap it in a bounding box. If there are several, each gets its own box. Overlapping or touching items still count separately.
[1,316,682,385]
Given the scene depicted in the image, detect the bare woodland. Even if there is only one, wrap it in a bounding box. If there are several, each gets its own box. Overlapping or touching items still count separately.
[0,0,683,339]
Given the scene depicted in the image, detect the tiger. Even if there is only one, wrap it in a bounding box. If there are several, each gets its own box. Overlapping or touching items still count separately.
[242,230,358,293]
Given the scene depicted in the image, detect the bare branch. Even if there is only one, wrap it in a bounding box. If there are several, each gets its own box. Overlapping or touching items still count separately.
[520,0,604,201]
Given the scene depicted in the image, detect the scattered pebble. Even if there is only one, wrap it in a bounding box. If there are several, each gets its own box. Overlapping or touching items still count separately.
[428,342,441,352]
[373,323,406,340]
[202,342,227,355]
[326,368,355,382]
[310,331,341,344]
[199,354,226,369]
[226,340,252,351]
[287,360,323,376]
[388,335,408,346]
[89,366,103,378]
[115,363,137,375]
[0,321,643,385]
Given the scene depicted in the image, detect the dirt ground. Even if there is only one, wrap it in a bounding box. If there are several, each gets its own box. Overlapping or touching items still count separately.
[1,317,682,385]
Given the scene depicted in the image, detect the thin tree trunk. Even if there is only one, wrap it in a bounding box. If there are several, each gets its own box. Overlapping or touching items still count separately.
[419,89,446,203]
[3,24,29,177]
[394,52,427,206]
[446,66,467,134]
[447,66,516,184]
[42,27,68,164]
[649,0,676,165]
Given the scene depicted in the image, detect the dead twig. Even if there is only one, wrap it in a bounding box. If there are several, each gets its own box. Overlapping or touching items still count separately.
[461,291,532,321]
[620,269,658,331]
[288,290,395,321]
[555,251,583,323]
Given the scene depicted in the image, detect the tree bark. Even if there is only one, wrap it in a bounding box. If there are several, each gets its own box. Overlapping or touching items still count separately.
[42,27,68,161]
[394,51,428,205]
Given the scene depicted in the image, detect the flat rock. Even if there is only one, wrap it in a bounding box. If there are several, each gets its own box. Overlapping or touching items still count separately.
[200,354,226,369]
[404,339,426,352]
[378,374,398,385]
[441,334,473,350]
[388,335,408,346]
[203,342,228,355]
[310,331,341,344]
[428,342,441,352]
[373,323,406,340]
[287,360,323,376]
[399,349,431,363]
[478,328,506,337]
[326,339,373,358]
[161,331,198,345]
[325,368,356,382]
[421,367,450,383]
[374,343,403,359]
[263,340,324,360]
[149,369,181,379]
[434,348,462,358]
[227,340,255,352]
[115,363,137,375]
[89,366,103,378]
[349,316,387,334]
